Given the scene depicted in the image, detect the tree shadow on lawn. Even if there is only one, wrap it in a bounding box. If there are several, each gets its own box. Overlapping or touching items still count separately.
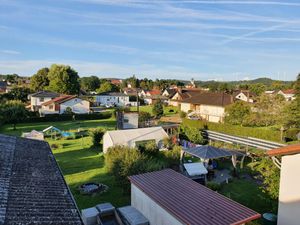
[68,171,131,210]
[54,147,105,176]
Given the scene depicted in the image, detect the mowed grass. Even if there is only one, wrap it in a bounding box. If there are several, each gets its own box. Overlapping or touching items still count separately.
[0,118,130,209]
[130,105,178,116]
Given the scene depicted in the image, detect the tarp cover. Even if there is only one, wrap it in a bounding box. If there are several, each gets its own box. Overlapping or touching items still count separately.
[184,162,208,176]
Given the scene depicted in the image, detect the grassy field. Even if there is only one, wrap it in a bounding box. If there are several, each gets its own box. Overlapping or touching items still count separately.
[0,118,130,209]
[130,105,178,116]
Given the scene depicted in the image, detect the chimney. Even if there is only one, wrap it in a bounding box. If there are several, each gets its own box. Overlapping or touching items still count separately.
[178,87,182,94]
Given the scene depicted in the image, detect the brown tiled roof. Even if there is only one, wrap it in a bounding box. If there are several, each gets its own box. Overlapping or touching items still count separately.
[281,89,296,94]
[267,143,300,156]
[182,92,233,106]
[129,169,260,225]
[146,90,161,96]
[0,134,83,225]
[42,95,75,106]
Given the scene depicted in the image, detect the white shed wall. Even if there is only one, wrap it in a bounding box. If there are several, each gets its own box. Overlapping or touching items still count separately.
[103,133,114,153]
[277,153,300,225]
[180,102,192,112]
[131,184,183,225]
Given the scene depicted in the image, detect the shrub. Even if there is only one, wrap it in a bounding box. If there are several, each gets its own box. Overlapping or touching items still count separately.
[105,145,165,189]
[139,111,151,126]
[22,111,112,123]
[206,182,221,191]
[160,145,181,167]
[144,140,159,155]
[50,143,59,149]
[163,137,174,149]
[285,128,300,142]
[184,126,206,144]
[182,118,282,142]
[64,107,74,115]
[89,128,105,147]
[152,100,163,118]
[179,111,187,118]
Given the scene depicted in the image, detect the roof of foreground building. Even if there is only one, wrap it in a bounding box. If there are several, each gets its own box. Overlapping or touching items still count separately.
[0,134,83,225]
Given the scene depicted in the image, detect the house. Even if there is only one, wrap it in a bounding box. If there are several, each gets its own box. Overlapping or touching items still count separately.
[102,127,169,153]
[145,89,161,97]
[268,144,300,225]
[110,79,122,86]
[0,81,7,93]
[162,88,177,98]
[144,95,168,105]
[129,169,260,225]
[95,92,130,107]
[278,89,296,101]
[28,91,60,111]
[0,134,83,224]
[234,90,256,103]
[123,88,138,96]
[40,95,90,115]
[180,92,233,123]
[168,88,202,106]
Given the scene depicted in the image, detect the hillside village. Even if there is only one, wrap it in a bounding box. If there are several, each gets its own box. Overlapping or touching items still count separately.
[0,66,300,225]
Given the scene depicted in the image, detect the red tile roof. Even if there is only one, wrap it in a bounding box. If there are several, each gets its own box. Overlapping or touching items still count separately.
[42,95,75,106]
[267,144,300,156]
[129,169,260,225]
[281,89,296,94]
[147,90,161,96]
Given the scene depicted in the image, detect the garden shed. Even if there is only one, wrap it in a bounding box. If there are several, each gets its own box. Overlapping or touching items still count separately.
[103,127,169,153]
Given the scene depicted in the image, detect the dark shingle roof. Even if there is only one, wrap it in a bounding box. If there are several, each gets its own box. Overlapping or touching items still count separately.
[98,92,128,96]
[30,91,60,98]
[0,134,83,225]
[0,81,7,88]
[182,92,233,106]
[129,169,260,225]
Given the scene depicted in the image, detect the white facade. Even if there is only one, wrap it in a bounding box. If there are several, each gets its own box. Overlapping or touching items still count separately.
[131,184,183,225]
[235,92,254,103]
[180,102,225,123]
[103,127,169,153]
[277,90,296,101]
[123,113,139,129]
[277,153,300,225]
[60,98,90,114]
[30,96,54,111]
[95,94,130,106]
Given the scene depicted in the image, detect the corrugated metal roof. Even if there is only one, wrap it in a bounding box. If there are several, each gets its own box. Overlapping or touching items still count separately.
[129,169,260,225]
[268,144,300,156]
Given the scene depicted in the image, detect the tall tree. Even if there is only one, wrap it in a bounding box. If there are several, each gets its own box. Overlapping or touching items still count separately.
[80,76,100,92]
[47,64,80,94]
[152,100,164,118]
[1,100,27,130]
[96,81,117,94]
[30,67,50,91]
[225,101,251,125]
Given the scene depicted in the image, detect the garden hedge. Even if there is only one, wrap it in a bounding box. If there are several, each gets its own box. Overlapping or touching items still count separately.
[182,118,282,142]
[20,111,112,123]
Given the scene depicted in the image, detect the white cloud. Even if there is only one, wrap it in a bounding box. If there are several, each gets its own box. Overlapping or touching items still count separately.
[0,50,21,55]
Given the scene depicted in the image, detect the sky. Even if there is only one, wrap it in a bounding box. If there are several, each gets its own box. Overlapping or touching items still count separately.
[0,0,300,81]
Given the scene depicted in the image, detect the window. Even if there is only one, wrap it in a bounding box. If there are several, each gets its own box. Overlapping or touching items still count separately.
[49,105,53,110]
[40,97,44,102]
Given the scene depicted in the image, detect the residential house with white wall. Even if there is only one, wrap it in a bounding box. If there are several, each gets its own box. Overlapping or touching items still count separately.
[234,90,256,103]
[168,88,202,107]
[40,95,90,115]
[277,89,296,101]
[268,144,300,225]
[180,92,233,123]
[28,91,60,112]
[95,92,130,107]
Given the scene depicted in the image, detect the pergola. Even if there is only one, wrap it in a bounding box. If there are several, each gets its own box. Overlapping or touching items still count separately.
[180,145,245,169]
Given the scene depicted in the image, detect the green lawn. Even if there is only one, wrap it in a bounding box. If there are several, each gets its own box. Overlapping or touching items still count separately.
[0,118,130,209]
[130,105,178,116]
